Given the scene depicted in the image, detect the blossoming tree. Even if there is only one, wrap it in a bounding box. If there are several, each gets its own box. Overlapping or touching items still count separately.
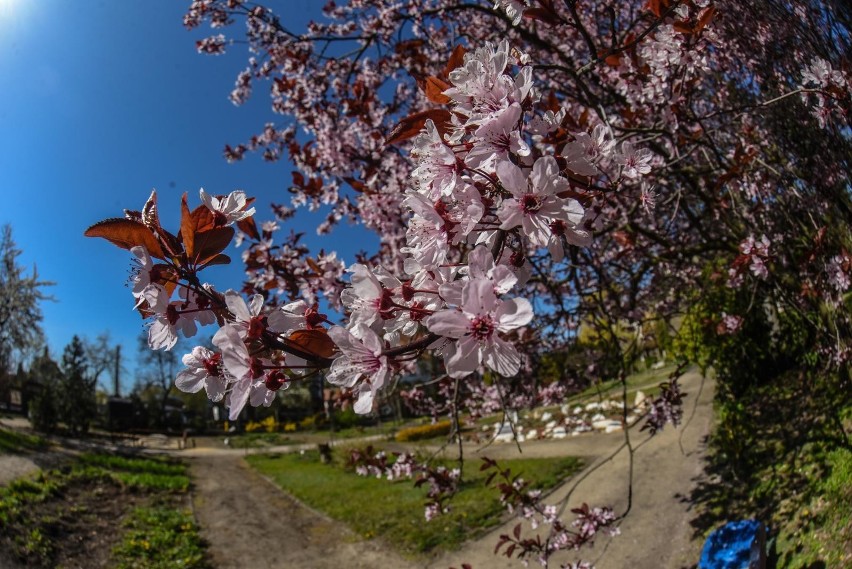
[87,0,851,566]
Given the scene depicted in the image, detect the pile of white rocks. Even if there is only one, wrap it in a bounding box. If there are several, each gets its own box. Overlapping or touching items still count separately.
[488,390,649,443]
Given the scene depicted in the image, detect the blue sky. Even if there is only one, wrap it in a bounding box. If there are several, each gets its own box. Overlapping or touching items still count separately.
[0,1,376,391]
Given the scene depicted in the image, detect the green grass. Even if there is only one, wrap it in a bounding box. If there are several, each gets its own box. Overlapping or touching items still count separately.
[247,449,582,556]
[112,504,209,569]
[0,427,49,454]
[77,453,190,492]
[775,447,852,568]
[567,362,680,404]
[226,432,303,449]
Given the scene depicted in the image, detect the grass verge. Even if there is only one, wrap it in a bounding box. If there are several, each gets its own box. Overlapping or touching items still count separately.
[0,427,49,454]
[689,371,851,568]
[247,449,581,556]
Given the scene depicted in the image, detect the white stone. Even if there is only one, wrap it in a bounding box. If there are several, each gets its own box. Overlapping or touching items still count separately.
[585,402,600,411]
[591,413,606,422]
[541,411,553,423]
[545,420,558,430]
[592,419,622,432]
[527,429,538,439]
[634,390,647,408]
[572,406,584,415]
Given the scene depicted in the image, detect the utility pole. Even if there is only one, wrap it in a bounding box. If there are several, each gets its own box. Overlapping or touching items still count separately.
[113,345,121,397]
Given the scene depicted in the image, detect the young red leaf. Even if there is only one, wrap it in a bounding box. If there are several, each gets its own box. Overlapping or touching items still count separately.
[442,44,467,77]
[192,227,234,266]
[385,109,452,146]
[199,253,231,268]
[306,257,323,274]
[237,216,261,241]
[84,218,166,259]
[695,6,717,34]
[523,7,559,24]
[180,193,196,259]
[424,76,451,104]
[673,21,694,34]
[190,204,217,234]
[288,329,336,359]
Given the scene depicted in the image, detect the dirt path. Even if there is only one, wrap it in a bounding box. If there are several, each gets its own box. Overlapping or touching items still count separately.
[433,370,714,569]
[187,370,713,569]
[188,454,419,569]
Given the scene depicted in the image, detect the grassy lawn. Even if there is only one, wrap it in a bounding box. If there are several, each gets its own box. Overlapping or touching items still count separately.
[247,449,582,556]
[225,431,305,449]
[566,362,681,404]
[0,427,49,454]
[0,452,208,568]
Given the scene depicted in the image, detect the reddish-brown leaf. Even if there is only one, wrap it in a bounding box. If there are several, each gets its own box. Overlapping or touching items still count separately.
[673,21,694,34]
[237,216,260,241]
[523,7,558,24]
[385,109,452,146]
[200,254,231,268]
[394,38,425,54]
[288,329,336,359]
[695,6,717,34]
[646,0,670,17]
[424,76,451,104]
[604,53,622,67]
[342,176,369,194]
[442,44,467,77]
[306,257,322,274]
[84,218,166,259]
[180,193,195,259]
[192,227,234,266]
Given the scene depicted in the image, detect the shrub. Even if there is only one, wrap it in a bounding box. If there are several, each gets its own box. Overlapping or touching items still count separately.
[395,420,455,442]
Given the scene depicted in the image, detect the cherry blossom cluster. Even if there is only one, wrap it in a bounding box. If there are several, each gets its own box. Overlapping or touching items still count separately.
[347,445,460,521]
[347,446,418,480]
[323,39,655,413]
[799,57,850,129]
[484,458,618,567]
[727,234,771,287]
[641,379,684,435]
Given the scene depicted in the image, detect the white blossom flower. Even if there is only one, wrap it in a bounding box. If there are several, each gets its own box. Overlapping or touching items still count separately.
[199,188,256,226]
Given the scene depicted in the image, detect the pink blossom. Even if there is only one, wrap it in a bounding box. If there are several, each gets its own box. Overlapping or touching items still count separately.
[426,278,533,378]
[327,325,391,414]
[175,346,227,401]
[199,188,256,226]
[212,324,267,420]
[615,142,652,179]
[496,157,586,248]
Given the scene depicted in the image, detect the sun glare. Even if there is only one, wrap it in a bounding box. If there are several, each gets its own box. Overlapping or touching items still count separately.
[0,0,20,20]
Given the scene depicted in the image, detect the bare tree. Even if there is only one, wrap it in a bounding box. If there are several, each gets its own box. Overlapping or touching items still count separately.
[0,225,53,375]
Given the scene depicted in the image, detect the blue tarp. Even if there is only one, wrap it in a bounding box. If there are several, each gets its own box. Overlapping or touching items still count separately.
[699,520,767,569]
